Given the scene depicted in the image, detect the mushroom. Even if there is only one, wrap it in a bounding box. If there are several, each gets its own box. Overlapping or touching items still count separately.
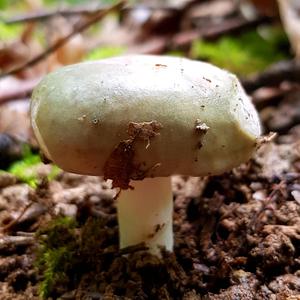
[30,55,261,255]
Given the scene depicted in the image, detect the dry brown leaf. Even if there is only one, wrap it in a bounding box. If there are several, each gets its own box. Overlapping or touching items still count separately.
[0,42,29,74]
[0,28,45,79]
[0,81,33,141]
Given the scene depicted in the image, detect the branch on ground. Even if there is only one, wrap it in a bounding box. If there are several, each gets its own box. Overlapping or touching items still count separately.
[0,1,126,79]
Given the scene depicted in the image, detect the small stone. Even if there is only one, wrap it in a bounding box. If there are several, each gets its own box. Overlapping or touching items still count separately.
[0,172,17,188]
[55,203,77,217]
[291,191,300,204]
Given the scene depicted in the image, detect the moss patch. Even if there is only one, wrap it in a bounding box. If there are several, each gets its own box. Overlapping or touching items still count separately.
[35,217,79,299]
[84,46,126,61]
[8,146,60,188]
[35,215,118,299]
[0,22,23,41]
[191,26,290,76]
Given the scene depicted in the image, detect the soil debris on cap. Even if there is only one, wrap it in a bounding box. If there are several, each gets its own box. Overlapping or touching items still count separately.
[104,121,162,189]
[194,119,209,151]
[195,119,209,133]
[127,120,163,149]
[155,63,167,67]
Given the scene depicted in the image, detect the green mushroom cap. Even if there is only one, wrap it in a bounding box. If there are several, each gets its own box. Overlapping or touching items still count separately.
[31,55,261,188]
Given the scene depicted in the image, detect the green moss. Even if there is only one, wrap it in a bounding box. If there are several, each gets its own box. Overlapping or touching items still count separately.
[0,0,8,9]
[0,0,26,10]
[36,217,79,299]
[35,213,120,299]
[37,216,77,246]
[84,46,126,61]
[35,215,118,298]
[166,50,185,57]
[191,26,290,76]
[38,247,74,299]
[0,21,23,41]
[8,145,60,188]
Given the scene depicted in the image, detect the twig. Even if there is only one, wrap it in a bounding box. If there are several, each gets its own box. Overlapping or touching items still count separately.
[249,181,286,232]
[201,15,272,40]
[2,5,110,24]
[0,1,126,79]
[0,77,41,104]
[172,15,272,48]
[0,235,34,252]
[118,242,149,255]
[242,60,300,93]
[2,3,181,24]
[1,202,34,233]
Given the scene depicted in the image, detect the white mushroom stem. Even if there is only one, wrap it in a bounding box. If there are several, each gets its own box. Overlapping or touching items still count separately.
[117,177,173,255]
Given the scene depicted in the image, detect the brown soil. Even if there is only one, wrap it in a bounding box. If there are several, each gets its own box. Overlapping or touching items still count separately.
[1,93,300,300]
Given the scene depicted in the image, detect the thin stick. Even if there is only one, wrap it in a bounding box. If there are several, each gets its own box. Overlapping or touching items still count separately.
[1,201,34,233]
[0,77,41,104]
[2,4,178,24]
[242,60,300,93]
[3,6,109,24]
[0,1,126,79]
